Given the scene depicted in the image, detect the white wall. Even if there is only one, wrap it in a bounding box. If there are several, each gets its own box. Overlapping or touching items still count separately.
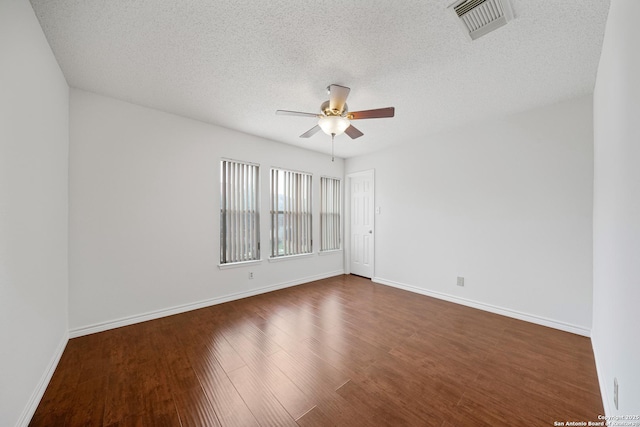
[69,89,344,333]
[0,1,70,426]
[346,96,594,334]
[592,0,640,415]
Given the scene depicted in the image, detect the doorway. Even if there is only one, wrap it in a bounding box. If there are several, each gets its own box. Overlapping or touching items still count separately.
[347,170,374,278]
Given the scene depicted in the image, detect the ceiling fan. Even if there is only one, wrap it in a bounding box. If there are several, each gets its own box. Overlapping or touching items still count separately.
[276,84,395,159]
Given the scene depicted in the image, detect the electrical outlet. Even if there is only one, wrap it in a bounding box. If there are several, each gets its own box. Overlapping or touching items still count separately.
[248,272,254,280]
[614,378,618,410]
[457,276,464,287]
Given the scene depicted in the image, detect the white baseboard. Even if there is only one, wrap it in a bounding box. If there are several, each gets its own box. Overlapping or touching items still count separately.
[17,332,69,427]
[373,277,591,337]
[69,270,344,338]
[591,332,611,416]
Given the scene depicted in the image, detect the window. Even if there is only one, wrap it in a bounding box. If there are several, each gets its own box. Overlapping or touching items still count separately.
[270,168,312,257]
[320,177,341,251]
[220,159,260,264]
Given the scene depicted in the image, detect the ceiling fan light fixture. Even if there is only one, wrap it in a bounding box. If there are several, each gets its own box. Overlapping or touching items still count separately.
[276,84,395,142]
[318,115,350,136]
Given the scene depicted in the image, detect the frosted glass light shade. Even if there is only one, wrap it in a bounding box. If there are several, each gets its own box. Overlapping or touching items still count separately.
[318,116,350,136]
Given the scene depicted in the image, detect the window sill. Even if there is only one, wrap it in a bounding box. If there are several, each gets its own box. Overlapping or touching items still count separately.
[218,259,263,270]
[268,253,314,263]
[318,249,343,256]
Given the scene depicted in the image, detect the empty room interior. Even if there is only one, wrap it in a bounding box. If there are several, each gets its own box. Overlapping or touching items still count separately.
[2,0,640,425]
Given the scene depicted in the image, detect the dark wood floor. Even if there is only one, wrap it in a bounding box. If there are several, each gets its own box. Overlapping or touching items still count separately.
[31,275,603,426]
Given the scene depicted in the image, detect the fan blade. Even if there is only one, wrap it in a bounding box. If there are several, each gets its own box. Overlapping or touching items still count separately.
[276,110,320,118]
[300,125,321,138]
[328,84,351,113]
[344,125,364,139]
[349,107,395,120]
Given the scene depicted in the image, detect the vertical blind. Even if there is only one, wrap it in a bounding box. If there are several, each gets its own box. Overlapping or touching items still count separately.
[220,160,260,264]
[320,177,341,251]
[270,168,312,257]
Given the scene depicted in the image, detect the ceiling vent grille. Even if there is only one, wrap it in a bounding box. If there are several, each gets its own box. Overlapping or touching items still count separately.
[450,0,514,40]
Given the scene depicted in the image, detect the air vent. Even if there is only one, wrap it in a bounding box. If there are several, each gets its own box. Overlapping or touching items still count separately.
[450,0,514,40]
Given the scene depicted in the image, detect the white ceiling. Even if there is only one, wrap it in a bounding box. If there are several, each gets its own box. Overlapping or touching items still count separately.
[30,0,610,159]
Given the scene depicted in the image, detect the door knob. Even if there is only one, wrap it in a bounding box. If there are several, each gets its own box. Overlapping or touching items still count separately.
[369,230,373,234]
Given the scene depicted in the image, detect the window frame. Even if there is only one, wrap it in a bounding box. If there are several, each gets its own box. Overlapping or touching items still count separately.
[219,158,261,266]
[269,167,313,258]
[320,176,342,252]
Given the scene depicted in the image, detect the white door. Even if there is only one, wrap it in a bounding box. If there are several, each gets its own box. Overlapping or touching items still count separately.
[349,171,374,278]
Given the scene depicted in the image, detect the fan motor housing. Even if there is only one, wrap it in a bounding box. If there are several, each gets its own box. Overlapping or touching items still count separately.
[321,100,348,117]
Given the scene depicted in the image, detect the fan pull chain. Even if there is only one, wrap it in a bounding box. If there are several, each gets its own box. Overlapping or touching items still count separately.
[331,134,335,162]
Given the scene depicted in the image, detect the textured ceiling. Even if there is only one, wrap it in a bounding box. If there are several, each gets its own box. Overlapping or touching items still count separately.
[30,0,610,158]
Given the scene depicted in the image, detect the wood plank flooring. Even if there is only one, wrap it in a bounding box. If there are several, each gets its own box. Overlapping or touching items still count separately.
[30,275,604,426]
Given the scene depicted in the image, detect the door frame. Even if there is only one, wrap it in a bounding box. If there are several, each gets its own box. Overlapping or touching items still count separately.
[345,169,375,277]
